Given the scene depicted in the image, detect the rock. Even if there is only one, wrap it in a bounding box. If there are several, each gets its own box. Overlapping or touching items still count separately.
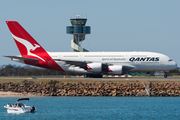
[112,93,116,96]
[1,81,180,97]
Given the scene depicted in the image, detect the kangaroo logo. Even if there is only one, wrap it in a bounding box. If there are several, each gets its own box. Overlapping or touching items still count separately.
[12,34,45,62]
[108,68,113,72]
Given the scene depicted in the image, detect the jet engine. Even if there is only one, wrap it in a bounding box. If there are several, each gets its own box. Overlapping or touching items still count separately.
[86,63,102,72]
[107,65,123,74]
[84,63,123,74]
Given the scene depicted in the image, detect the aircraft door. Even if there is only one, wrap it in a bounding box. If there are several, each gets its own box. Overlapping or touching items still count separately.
[160,60,165,66]
[79,54,84,61]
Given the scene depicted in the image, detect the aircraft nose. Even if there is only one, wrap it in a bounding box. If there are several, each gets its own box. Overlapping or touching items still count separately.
[176,63,177,67]
[173,62,178,69]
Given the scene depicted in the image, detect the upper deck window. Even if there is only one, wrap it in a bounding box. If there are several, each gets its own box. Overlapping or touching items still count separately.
[84,55,124,57]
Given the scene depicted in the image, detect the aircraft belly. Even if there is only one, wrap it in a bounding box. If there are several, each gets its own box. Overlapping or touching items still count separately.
[134,63,170,71]
[59,64,87,73]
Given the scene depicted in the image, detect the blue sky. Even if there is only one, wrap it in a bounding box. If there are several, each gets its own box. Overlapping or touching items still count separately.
[1,1,180,66]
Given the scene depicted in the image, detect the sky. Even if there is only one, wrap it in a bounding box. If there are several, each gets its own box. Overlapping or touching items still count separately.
[0,1,180,66]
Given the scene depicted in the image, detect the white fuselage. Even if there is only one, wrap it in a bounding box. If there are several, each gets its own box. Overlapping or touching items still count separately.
[48,51,177,74]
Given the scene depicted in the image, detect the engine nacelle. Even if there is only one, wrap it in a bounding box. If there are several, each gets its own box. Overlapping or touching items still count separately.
[108,65,122,75]
[86,63,102,72]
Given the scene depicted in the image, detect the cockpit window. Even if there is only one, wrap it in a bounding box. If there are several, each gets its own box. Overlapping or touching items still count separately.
[168,59,173,61]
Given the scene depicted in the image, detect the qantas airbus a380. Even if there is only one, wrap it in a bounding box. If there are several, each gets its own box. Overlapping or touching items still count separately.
[4,21,177,78]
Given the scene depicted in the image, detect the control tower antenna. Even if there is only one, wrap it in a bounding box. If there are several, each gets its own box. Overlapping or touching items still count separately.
[76,15,81,18]
[66,15,91,52]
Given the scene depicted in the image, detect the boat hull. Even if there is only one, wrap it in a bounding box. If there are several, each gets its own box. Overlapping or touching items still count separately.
[7,107,34,113]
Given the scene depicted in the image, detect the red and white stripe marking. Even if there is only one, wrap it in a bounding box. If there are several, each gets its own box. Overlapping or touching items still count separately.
[103,75,133,77]
[76,75,133,78]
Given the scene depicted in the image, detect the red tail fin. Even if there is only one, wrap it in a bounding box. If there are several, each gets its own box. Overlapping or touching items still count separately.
[6,21,64,71]
[6,21,50,62]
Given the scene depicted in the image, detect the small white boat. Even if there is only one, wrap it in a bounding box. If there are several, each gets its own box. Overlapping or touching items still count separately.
[4,98,36,114]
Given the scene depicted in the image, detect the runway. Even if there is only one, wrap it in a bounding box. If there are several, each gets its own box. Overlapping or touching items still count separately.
[0,76,180,81]
[69,77,180,81]
[108,77,180,81]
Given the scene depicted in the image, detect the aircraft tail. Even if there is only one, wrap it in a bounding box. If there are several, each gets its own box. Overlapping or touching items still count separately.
[6,21,50,62]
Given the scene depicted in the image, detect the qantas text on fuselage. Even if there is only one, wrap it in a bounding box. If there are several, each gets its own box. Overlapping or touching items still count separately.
[129,57,159,62]
[4,21,177,78]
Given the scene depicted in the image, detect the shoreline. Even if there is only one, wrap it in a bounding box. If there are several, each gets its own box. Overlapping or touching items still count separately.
[1,81,180,97]
[0,91,42,97]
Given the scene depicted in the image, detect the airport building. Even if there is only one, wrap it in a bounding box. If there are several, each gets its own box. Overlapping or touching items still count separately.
[66,15,90,52]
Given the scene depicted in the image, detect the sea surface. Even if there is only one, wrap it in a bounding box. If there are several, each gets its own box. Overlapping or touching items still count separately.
[1,97,180,120]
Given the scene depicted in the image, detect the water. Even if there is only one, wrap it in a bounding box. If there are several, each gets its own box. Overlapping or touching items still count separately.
[1,97,180,120]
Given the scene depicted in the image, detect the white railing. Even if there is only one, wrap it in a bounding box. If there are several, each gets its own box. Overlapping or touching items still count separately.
[71,39,89,52]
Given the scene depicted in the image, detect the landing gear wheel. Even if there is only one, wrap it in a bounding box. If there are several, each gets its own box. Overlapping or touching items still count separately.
[164,71,168,78]
[84,74,102,78]
[164,75,167,78]
[93,74,102,78]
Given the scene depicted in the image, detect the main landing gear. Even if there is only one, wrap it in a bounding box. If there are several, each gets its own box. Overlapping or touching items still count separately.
[164,74,167,78]
[84,74,103,78]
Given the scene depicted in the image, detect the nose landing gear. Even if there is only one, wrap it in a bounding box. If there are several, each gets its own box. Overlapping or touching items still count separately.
[164,72,168,78]
[164,74,167,78]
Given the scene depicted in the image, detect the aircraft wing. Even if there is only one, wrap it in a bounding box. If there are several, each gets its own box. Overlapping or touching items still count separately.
[53,59,90,68]
[4,56,39,61]
[53,59,135,71]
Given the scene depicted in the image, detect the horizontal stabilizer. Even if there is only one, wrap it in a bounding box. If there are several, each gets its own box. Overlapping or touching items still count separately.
[4,56,39,61]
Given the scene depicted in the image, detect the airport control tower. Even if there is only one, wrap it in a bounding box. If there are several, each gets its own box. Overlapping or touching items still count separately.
[66,15,91,52]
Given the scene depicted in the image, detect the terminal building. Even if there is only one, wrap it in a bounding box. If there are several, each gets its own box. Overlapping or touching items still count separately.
[66,15,91,52]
